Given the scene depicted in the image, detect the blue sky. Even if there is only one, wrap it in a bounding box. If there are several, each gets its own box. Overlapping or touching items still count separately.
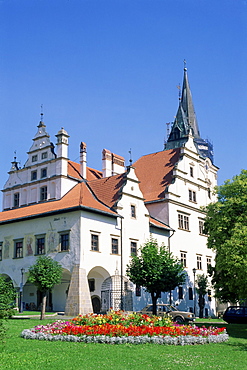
[0,0,246,205]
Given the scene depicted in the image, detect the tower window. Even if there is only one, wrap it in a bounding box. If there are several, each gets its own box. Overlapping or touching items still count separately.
[13,192,20,207]
[40,186,47,201]
[41,168,47,178]
[190,166,194,177]
[31,171,37,181]
[32,155,38,162]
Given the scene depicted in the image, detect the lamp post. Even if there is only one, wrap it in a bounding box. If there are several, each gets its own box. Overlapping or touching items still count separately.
[192,268,196,317]
[20,268,25,313]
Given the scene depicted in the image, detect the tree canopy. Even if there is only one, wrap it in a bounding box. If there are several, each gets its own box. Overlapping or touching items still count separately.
[204,170,247,303]
[28,256,62,319]
[126,238,186,315]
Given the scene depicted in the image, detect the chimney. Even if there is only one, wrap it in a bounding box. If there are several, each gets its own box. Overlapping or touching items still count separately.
[102,149,125,177]
[112,153,125,175]
[80,142,87,179]
[102,149,112,177]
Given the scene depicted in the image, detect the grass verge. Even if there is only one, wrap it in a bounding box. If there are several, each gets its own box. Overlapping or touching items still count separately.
[0,319,246,370]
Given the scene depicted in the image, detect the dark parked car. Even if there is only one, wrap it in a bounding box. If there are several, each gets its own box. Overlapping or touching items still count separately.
[223,306,247,324]
[138,304,195,323]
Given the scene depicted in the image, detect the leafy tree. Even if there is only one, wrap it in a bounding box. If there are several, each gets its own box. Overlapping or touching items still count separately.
[28,256,62,320]
[0,275,16,341]
[204,170,247,303]
[0,276,16,319]
[126,238,186,315]
[196,274,208,318]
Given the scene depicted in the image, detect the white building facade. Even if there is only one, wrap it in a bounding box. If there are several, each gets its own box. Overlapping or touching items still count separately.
[0,67,218,317]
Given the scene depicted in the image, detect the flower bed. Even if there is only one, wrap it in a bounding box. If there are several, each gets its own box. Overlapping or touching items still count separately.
[21,311,229,345]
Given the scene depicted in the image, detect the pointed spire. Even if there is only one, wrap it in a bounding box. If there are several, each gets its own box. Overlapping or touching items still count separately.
[165,62,200,146]
[180,62,200,138]
[165,63,214,162]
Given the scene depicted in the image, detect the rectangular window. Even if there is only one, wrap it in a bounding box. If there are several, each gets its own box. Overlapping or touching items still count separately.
[131,205,136,218]
[178,213,189,231]
[41,168,47,178]
[15,240,23,258]
[31,170,37,181]
[36,236,45,255]
[60,233,69,251]
[130,241,137,256]
[189,287,193,300]
[207,257,212,272]
[190,166,194,177]
[91,234,99,251]
[32,155,38,162]
[180,252,187,267]
[197,255,202,270]
[0,242,3,261]
[189,190,196,202]
[41,152,48,159]
[40,186,47,201]
[199,220,205,235]
[178,286,183,300]
[111,238,119,254]
[13,192,20,207]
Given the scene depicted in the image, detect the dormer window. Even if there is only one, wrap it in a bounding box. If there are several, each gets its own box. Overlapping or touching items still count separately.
[31,170,37,181]
[32,155,38,162]
[41,152,48,159]
[41,168,47,178]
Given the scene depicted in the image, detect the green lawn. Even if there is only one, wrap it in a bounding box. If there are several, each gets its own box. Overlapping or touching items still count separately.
[0,319,247,370]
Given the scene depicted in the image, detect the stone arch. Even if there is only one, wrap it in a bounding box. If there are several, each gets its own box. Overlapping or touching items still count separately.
[24,268,71,312]
[87,266,110,313]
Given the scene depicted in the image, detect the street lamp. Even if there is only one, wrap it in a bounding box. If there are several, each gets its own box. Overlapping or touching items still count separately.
[20,268,25,313]
[192,268,197,316]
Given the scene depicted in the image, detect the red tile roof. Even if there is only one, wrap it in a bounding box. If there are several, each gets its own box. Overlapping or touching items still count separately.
[88,173,126,209]
[133,148,181,202]
[0,182,116,224]
[149,216,172,230]
[68,161,102,181]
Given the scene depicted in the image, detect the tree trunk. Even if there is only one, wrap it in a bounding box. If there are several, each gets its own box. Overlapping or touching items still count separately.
[151,292,158,315]
[40,291,47,320]
[198,294,205,319]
